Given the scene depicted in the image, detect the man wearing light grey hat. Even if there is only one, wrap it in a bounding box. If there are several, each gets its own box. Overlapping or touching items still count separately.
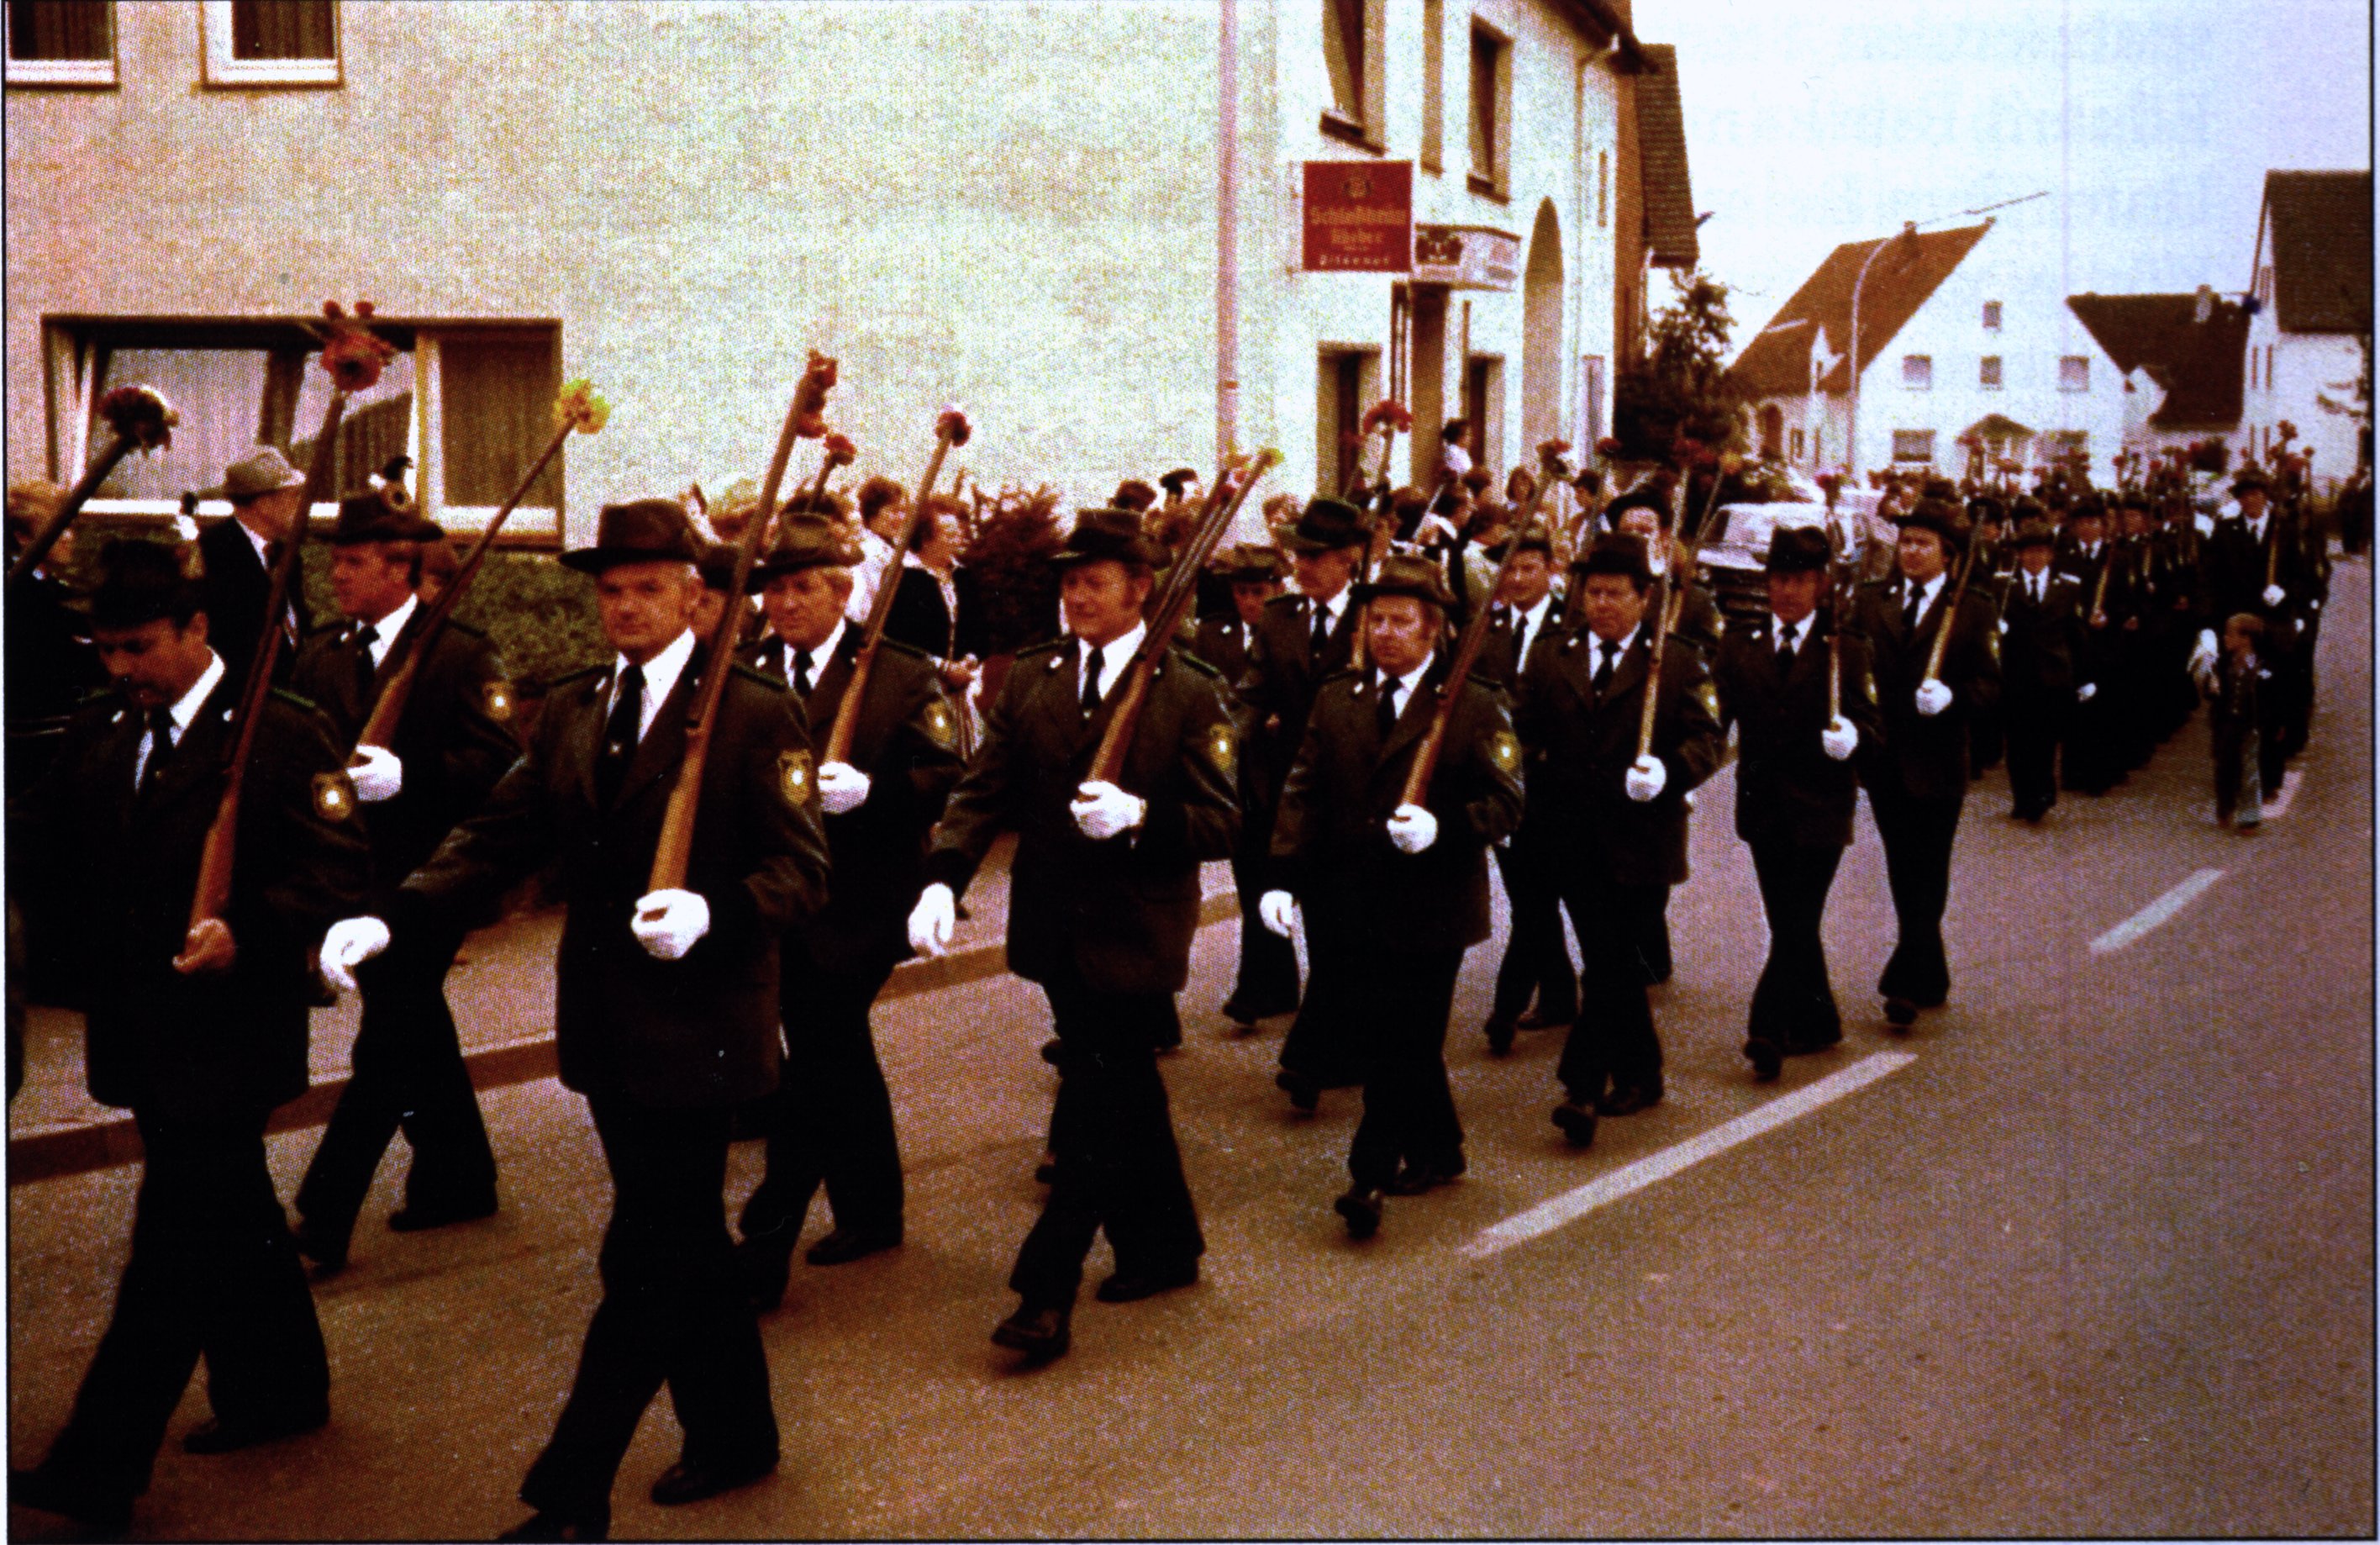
[197,446,313,691]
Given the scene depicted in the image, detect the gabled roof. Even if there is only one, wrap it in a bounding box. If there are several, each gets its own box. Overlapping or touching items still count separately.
[2258,170,2372,335]
[1726,222,1993,398]
[1634,45,1697,270]
[2066,292,2250,430]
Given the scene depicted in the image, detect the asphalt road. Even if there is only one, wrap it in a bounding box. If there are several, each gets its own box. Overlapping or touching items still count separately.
[10,565,2372,1540]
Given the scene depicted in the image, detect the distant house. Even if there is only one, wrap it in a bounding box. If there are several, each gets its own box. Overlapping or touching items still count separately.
[1727,211,2124,483]
[2241,169,2372,493]
[2067,287,2251,462]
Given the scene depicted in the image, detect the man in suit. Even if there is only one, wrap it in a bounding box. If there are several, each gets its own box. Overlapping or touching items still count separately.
[9,540,367,1534]
[733,515,964,1310]
[1513,535,1724,1147]
[2193,466,2314,792]
[1195,542,1299,1029]
[320,499,830,1541]
[1261,556,1523,1237]
[1710,528,1880,1080]
[1995,519,2088,822]
[1849,499,2002,1031]
[1474,525,1576,1052]
[289,488,520,1274]
[197,446,313,693]
[909,509,1239,1364]
[1235,498,1370,1107]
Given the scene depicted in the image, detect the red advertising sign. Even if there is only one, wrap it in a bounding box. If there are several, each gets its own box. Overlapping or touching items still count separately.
[1303,160,1413,273]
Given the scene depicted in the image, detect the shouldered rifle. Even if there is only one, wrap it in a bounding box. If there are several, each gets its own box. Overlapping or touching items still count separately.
[1398,474,1550,806]
[1086,450,1279,786]
[1920,509,1989,683]
[8,387,179,590]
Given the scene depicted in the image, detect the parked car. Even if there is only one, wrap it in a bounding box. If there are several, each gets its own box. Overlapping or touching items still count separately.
[1697,498,1893,621]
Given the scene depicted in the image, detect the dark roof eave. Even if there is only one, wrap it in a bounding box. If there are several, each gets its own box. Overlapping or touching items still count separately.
[1549,0,1651,69]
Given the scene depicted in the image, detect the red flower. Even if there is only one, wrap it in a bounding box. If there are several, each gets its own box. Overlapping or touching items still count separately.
[99,385,179,451]
[936,404,972,447]
[317,300,397,393]
[791,352,839,439]
[823,432,858,467]
[1360,398,1414,435]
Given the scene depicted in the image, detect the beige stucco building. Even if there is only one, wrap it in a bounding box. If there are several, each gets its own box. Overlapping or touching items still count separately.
[8,0,1691,546]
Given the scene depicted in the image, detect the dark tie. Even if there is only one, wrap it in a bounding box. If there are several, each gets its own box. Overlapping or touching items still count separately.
[595,663,644,809]
[1903,589,1923,631]
[1310,603,1331,659]
[1593,639,1619,695]
[1777,621,1798,671]
[1080,643,1105,717]
[354,624,379,698]
[1377,677,1399,739]
[138,706,175,794]
[793,647,814,698]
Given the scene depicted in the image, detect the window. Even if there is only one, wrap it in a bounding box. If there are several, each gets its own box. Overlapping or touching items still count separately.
[1982,300,2003,330]
[1467,24,1509,196]
[1979,356,2003,389]
[2045,430,2088,463]
[2060,356,2091,393]
[1465,354,1503,467]
[1419,0,1443,171]
[1789,427,1806,461]
[1892,430,1935,464]
[1315,349,1378,497]
[1579,354,1605,446]
[2250,348,2259,390]
[2256,265,2274,305]
[2265,345,2275,390]
[1319,0,1382,145]
[1597,150,1609,227]
[1901,355,1932,390]
[6,0,113,87]
[203,0,340,87]
[43,317,565,544]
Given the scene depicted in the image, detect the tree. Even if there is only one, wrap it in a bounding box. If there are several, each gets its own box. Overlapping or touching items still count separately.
[1610,269,1744,461]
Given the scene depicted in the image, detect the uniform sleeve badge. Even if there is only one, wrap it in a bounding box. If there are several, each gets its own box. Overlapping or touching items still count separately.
[778,749,817,809]
[922,697,958,751]
[1488,730,1522,775]
[312,770,358,821]
[1203,720,1237,780]
[482,679,516,722]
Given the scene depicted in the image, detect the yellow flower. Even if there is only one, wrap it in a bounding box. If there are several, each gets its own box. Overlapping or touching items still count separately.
[553,378,611,435]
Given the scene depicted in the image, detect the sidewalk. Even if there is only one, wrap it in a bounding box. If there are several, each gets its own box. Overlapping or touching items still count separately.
[6,842,1240,1184]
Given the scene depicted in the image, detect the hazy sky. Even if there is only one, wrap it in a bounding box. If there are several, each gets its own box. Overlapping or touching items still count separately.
[1659,0,2372,357]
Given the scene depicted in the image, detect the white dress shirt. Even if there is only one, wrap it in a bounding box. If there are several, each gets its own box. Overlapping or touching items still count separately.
[357,593,418,669]
[610,626,698,744]
[134,651,227,786]
[1903,572,1947,627]
[1769,613,1811,656]
[1502,593,1556,666]
[1379,651,1437,724]
[1077,620,1145,703]
[783,617,845,692]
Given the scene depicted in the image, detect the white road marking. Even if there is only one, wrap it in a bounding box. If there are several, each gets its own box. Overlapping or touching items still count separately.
[1461,1052,1919,1258]
[2087,867,2226,957]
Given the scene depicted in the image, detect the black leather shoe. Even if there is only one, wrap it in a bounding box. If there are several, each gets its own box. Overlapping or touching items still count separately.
[1551,1100,1598,1148]
[736,1241,793,1313]
[292,1224,349,1277]
[1033,1152,1059,1185]
[1275,1068,1320,1112]
[1094,1262,1198,1303]
[1038,1038,1066,1068]
[1746,1036,1783,1082]
[387,1194,497,1233]
[1333,1186,1383,1239]
[805,1226,901,1267]
[990,1302,1072,1363]
[1597,1083,1663,1117]
[498,1505,610,1541]
[1782,1026,1843,1056]
[1482,1015,1517,1056]
[1882,996,1918,1029]
[1385,1160,1461,1196]
[1517,1006,1575,1030]
[10,1465,134,1533]
[182,1405,328,1454]
[650,1453,777,1507]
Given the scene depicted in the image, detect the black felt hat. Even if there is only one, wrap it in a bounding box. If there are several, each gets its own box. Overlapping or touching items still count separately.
[561,498,703,574]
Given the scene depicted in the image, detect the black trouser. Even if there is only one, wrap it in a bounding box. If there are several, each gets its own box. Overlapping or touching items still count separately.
[1009,967,1203,1308]
[34,1108,328,1499]
[1224,850,1301,1020]
[1746,841,1846,1050]
[1347,945,1466,1189]
[1553,875,1668,1104]
[296,917,497,1246]
[521,1099,776,1518]
[1490,840,1577,1023]
[2004,688,2067,816]
[740,957,903,1256]
[1640,887,1675,985]
[1867,778,1964,1006]
[1278,923,1366,1089]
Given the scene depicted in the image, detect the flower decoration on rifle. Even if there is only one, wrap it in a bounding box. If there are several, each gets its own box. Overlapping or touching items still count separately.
[1360,398,1414,436]
[791,352,840,439]
[318,299,398,393]
[822,432,858,467]
[552,378,612,435]
[97,385,181,452]
[935,405,973,447]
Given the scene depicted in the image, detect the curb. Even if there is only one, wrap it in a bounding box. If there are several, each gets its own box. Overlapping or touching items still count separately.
[7,892,1241,1186]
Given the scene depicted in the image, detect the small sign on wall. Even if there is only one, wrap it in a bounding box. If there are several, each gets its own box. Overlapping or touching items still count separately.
[1303,161,1414,273]
[1413,224,1520,290]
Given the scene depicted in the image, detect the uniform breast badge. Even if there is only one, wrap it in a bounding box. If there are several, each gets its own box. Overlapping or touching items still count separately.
[313,770,359,821]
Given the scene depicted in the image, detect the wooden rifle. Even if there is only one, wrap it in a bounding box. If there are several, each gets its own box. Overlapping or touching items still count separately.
[1919,509,1989,684]
[1397,474,1550,805]
[8,386,178,590]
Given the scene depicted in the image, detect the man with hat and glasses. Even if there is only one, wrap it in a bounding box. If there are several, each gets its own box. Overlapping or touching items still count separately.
[288,481,519,1276]
[1197,541,1301,1028]
[198,446,313,693]
[1236,496,1370,1100]
[1710,527,1880,1080]
[1848,498,2001,1031]
[1260,554,1523,1237]
[1514,534,1724,1148]
[9,540,366,1535]
[317,498,829,1540]
[731,514,965,1310]
[909,508,1239,1365]
[1995,518,2088,824]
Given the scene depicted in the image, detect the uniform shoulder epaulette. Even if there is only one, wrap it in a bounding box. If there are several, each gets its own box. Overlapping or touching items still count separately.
[440,617,491,642]
[1166,646,1220,679]
[874,636,931,664]
[1261,593,1305,612]
[732,662,787,691]
[547,663,609,693]
[269,684,321,713]
[1314,664,1362,688]
[1014,636,1072,661]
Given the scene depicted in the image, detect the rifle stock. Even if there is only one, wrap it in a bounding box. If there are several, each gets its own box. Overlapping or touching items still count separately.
[822,419,963,767]
[1920,516,1988,683]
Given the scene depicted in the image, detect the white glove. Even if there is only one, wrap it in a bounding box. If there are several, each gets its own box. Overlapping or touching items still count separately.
[319,915,391,993]
[2188,629,2219,678]
[1820,715,1858,761]
[817,761,871,815]
[1385,803,1438,854]
[1259,889,1301,938]
[348,745,403,804]
[908,881,956,957]
[2077,682,2098,703]
[630,889,709,961]
[1914,678,1953,717]
[1624,755,1667,802]
[2262,583,2286,608]
[1071,779,1146,841]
